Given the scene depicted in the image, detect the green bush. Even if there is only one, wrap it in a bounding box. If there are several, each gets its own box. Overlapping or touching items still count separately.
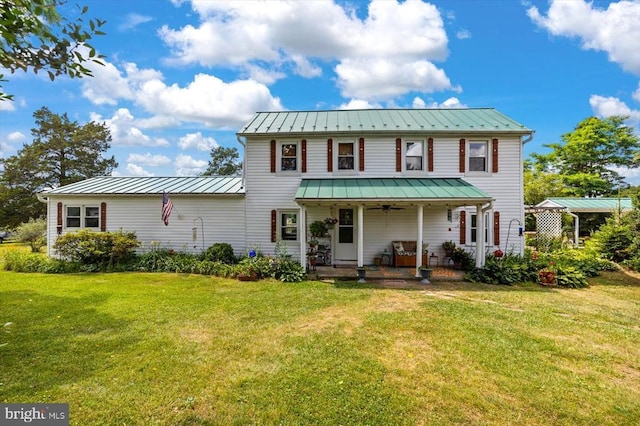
[203,243,237,264]
[53,229,139,270]
[3,250,72,273]
[466,253,537,285]
[273,258,306,282]
[14,218,47,253]
[588,217,633,263]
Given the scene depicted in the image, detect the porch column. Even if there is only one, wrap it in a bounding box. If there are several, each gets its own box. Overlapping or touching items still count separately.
[357,205,364,267]
[476,203,484,268]
[299,204,307,267]
[415,204,424,277]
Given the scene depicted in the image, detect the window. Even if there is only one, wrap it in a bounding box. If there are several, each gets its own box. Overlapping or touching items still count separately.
[338,209,354,243]
[66,206,81,228]
[470,213,489,244]
[66,205,99,229]
[469,141,488,172]
[280,212,298,241]
[281,143,297,171]
[337,142,354,170]
[405,141,423,171]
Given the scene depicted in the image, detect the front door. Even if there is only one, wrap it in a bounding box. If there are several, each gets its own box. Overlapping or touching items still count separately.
[334,208,357,263]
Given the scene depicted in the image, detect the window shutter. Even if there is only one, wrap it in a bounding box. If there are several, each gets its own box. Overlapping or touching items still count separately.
[271,210,277,242]
[427,137,434,172]
[395,138,402,172]
[459,210,466,245]
[100,202,107,232]
[57,202,63,234]
[493,211,500,246]
[270,140,276,173]
[459,139,466,173]
[327,139,333,172]
[301,139,307,173]
[492,138,499,173]
[359,137,365,171]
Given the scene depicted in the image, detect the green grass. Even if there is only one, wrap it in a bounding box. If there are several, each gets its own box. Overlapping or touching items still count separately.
[1,257,639,424]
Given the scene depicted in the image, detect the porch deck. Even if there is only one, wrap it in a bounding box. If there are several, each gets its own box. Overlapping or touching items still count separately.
[309,265,465,284]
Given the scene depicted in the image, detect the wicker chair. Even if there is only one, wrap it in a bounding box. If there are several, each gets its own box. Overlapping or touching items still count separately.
[391,241,428,267]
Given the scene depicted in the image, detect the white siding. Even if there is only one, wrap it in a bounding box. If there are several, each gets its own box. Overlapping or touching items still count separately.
[44,195,246,257]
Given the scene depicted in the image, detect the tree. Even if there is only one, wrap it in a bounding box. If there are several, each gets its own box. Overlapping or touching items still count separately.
[0,0,106,101]
[530,116,640,197]
[201,146,242,176]
[0,107,117,226]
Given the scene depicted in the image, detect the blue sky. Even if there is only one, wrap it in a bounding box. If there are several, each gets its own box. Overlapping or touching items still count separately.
[1,0,639,180]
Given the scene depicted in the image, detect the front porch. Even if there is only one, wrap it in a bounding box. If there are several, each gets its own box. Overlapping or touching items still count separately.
[309,264,465,283]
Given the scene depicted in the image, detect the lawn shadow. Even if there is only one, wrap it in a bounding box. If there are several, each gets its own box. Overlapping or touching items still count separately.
[1,290,139,397]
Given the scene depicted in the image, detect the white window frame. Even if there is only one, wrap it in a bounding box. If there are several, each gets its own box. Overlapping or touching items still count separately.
[469,211,490,246]
[66,205,100,229]
[277,141,300,173]
[334,139,357,175]
[404,139,426,172]
[279,210,299,241]
[467,140,489,173]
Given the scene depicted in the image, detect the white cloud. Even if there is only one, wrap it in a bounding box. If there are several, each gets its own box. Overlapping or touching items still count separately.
[118,13,153,32]
[589,95,640,122]
[338,99,383,110]
[125,163,155,177]
[456,29,471,40]
[91,108,170,147]
[175,154,207,176]
[127,153,172,167]
[178,132,219,151]
[633,82,640,103]
[81,61,135,105]
[136,73,283,128]
[161,0,455,101]
[336,58,456,100]
[7,131,27,142]
[0,100,15,111]
[528,0,640,75]
[0,131,27,158]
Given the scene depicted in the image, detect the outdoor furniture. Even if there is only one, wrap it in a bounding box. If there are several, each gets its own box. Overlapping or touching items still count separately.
[391,241,428,267]
[380,251,392,266]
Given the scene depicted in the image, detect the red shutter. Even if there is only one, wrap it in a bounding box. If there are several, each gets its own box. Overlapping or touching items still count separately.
[57,202,63,234]
[459,210,466,245]
[100,202,107,232]
[270,140,276,173]
[271,210,277,242]
[427,137,434,172]
[395,138,402,172]
[459,139,466,173]
[493,211,500,246]
[327,139,333,172]
[359,137,365,171]
[492,138,499,173]
[301,139,307,173]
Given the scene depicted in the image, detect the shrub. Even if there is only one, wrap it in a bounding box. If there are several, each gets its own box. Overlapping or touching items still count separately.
[203,243,237,264]
[53,229,139,270]
[466,253,537,285]
[3,250,71,273]
[273,258,306,282]
[14,218,47,252]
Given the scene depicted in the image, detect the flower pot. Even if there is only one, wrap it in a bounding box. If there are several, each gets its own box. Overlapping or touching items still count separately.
[538,271,556,286]
[420,268,432,284]
[357,268,366,283]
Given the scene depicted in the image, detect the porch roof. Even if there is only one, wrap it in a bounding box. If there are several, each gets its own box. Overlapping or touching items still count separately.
[295,178,492,204]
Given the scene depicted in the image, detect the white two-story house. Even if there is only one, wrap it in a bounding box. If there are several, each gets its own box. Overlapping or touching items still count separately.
[40,108,533,273]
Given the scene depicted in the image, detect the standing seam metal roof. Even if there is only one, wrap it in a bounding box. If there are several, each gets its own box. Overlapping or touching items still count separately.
[41,176,245,195]
[238,108,532,136]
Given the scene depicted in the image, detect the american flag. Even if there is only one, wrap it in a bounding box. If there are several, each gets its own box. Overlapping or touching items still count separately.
[162,192,174,226]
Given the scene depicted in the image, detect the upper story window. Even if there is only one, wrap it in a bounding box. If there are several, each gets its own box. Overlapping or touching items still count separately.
[405,141,424,171]
[66,206,100,229]
[281,143,297,171]
[468,141,488,172]
[337,142,355,170]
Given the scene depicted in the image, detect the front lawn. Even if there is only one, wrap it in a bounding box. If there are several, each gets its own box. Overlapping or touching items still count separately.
[1,270,639,425]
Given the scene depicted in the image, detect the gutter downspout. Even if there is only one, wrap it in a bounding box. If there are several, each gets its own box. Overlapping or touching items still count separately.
[236,135,248,253]
[520,131,535,255]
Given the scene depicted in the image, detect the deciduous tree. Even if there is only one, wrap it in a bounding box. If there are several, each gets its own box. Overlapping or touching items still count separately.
[0,0,106,101]
[201,146,242,176]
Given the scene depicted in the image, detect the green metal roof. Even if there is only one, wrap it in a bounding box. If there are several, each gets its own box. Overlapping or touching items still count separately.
[295,178,491,203]
[537,197,633,212]
[41,176,245,195]
[238,108,532,136]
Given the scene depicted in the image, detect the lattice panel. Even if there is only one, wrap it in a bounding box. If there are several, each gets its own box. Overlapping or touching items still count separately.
[536,210,563,249]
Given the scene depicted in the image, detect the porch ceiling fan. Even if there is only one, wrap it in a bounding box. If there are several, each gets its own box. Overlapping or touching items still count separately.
[367,204,405,212]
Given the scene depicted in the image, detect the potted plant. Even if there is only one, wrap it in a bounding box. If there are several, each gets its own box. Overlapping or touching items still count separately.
[356,266,366,282]
[324,217,339,229]
[309,220,327,238]
[442,240,456,257]
[538,262,556,286]
[451,247,473,270]
[308,238,318,249]
[494,249,504,258]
